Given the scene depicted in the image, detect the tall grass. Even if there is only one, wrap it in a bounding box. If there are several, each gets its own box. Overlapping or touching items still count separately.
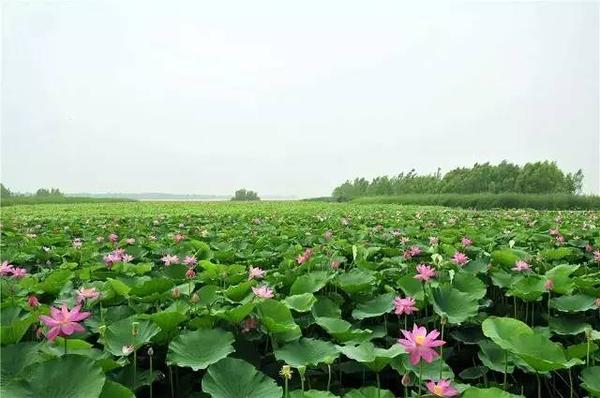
[351,193,600,210]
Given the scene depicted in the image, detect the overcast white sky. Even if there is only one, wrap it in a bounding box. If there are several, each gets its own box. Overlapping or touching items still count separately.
[1,1,599,197]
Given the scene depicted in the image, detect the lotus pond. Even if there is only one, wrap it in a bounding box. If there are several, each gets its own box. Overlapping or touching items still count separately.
[1,201,599,398]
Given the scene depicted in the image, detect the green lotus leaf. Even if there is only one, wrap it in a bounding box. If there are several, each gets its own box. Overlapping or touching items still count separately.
[545,264,578,294]
[196,285,220,307]
[223,281,252,302]
[256,299,301,342]
[290,271,331,295]
[336,269,375,294]
[541,247,572,261]
[508,276,545,302]
[35,269,73,294]
[214,302,255,324]
[274,338,339,367]
[11,355,105,398]
[202,357,282,398]
[0,307,34,345]
[482,317,532,352]
[491,249,525,267]
[351,293,395,320]
[580,366,600,396]
[315,317,352,334]
[453,272,487,300]
[343,387,395,398]
[431,284,479,324]
[550,294,597,313]
[462,386,523,398]
[284,293,317,312]
[312,296,342,318]
[290,390,338,398]
[167,328,234,370]
[337,343,404,372]
[103,317,161,356]
[0,342,41,386]
[548,315,592,335]
[129,278,174,297]
[99,380,135,398]
[396,275,424,301]
[477,340,515,374]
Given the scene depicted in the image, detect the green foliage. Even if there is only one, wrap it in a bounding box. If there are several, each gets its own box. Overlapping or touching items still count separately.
[231,188,260,201]
[333,160,584,200]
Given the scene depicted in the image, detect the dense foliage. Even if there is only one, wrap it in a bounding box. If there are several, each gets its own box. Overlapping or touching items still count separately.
[0,184,133,207]
[353,193,600,210]
[1,202,599,398]
[231,189,260,201]
[332,161,584,200]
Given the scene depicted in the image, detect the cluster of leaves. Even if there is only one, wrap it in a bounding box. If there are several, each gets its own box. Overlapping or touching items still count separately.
[332,161,584,199]
[0,201,599,398]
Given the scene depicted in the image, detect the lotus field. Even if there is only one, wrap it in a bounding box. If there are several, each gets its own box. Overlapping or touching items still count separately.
[2,202,600,398]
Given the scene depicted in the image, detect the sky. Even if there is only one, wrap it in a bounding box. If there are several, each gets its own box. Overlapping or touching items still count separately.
[1,1,599,197]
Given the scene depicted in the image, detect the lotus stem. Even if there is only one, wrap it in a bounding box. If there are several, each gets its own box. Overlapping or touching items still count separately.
[64,337,67,355]
[418,360,423,397]
[148,347,153,398]
[169,366,175,398]
[327,364,331,392]
[376,372,381,398]
[440,317,446,379]
[503,350,508,390]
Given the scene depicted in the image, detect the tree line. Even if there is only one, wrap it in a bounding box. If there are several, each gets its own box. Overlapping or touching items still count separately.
[332,161,584,200]
[1,184,64,198]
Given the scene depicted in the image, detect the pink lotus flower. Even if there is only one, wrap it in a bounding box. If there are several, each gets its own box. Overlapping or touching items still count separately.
[0,261,14,276]
[585,244,594,253]
[330,260,340,270]
[185,268,196,279]
[96,236,104,242]
[452,252,469,266]
[241,317,259,332]
[125,238,136,245]
[414,264,436,282]
[183,255,197,267]
[400,237,411,245]
[593,250,600,263]
[76,287,100,303]
[549,229,559,236]
[161,254,179,266]
[393,296,418,315]
[555,235,565,245]
[544,279,554,291]
[121,254,134,263]
[108,233,119,243]
[398,324,446,365]
[296,248,313,265]
[122,345,134,356]
[28,295,40,308]
[512,260,531,272]
[248,266,266,280]
[461,237,472,247]
[429,237,439,246]
[174,233,185,243]
[72,238,82,249]
[39,304,91,341]
[426,379,459,397]
[252,285,274,299]
[10,267,27,278]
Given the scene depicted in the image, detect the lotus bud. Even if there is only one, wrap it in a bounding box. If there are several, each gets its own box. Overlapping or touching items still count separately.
[431,253,443,266]
[585,328,593,341]
[172,287,181,299]
[401,373,412,386]
[191,293,200,304]
[148,347,154,356]
[440,316,447,326]
[544,279,554,291]
[131,321,139,337]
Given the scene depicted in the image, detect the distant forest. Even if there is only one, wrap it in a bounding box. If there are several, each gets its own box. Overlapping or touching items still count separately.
[332,161,584,200]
